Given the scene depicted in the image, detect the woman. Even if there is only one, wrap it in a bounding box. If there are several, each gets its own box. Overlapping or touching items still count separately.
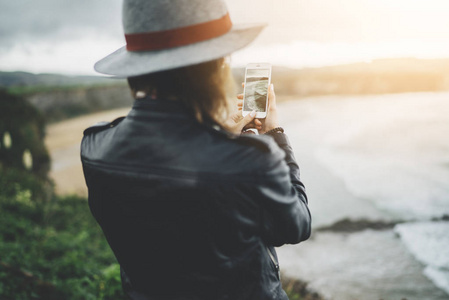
[81,0,311,299]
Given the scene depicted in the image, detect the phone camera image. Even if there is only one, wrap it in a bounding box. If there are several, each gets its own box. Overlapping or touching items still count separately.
[243,69,270,112]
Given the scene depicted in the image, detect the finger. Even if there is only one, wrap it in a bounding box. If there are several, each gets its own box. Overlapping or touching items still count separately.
[244,121,262,129]
[239,111,256,127]
[248,124,262,131]
[237,100,243,111]
[242,128,258,135]
[268,83,276,111]
[230,110,243,122]
[243,118,262,130]
[241,130,256,135]
[243,121,256,130]
[241,82,245,88]
[237,94,243,99]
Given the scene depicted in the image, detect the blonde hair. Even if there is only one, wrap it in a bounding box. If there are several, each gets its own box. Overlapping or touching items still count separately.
[127,58,233,125]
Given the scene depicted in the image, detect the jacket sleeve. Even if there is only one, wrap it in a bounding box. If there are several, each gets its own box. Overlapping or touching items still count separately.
[257,133,311,247]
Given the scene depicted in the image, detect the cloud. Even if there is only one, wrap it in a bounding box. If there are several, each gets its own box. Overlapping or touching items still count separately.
[2,0,449,75]
[1,37,124,75]
[0,0,123,51]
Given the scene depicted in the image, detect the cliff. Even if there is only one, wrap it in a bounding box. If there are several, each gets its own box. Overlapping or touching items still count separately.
[24,85,133,122]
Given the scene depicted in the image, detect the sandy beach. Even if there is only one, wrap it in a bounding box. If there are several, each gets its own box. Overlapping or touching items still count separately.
[45,107,131,196]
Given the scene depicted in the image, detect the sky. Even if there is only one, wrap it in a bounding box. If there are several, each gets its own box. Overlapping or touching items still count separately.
[1,0,449,75]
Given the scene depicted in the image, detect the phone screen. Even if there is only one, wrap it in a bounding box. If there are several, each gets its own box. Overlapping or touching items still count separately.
[243,68,270,112]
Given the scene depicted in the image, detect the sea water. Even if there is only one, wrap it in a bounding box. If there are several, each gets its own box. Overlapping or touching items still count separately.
[314,92,449,220]
[279,92,449,298]
[395,222,449,295]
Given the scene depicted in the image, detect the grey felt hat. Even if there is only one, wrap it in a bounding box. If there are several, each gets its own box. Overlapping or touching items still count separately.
[94,0,265,78]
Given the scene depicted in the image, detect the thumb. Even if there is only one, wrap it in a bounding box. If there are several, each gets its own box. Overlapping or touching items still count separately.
[268,83,276,110]
[240,110,256,126]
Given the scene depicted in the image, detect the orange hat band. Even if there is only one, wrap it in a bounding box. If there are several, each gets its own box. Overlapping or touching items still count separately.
[125,13,232,52]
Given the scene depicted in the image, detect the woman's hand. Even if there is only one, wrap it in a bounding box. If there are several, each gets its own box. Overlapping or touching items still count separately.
[236,83,279,134]
[258,84,279,134]
[224,83,278,135]
[223,109,259,134]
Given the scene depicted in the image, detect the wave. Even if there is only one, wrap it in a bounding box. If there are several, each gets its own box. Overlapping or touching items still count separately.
[395,221,449,296]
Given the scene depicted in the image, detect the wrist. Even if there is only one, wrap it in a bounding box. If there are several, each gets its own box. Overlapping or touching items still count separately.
[264,127,284,135]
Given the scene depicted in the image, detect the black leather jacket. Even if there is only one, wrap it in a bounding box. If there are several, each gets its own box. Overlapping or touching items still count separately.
[81,98,311,300]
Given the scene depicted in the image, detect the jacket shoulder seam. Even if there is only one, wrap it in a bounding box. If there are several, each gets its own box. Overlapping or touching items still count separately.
[81,157,285,184]
[83,116,125,135]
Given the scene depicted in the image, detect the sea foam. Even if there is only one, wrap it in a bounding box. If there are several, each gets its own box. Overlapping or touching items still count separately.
[395,221,449,296]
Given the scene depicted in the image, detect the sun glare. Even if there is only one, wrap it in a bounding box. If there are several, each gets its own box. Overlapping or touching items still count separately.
[228,0,449,67]
[2,0,449,74]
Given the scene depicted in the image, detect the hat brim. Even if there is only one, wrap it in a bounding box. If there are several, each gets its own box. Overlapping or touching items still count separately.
[94,23,265,78]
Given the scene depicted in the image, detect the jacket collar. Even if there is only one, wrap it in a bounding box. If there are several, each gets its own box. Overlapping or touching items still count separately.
[132,96,189,112]
[130,96,236,138]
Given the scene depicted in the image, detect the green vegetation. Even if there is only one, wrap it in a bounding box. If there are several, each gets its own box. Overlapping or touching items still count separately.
[6,83,125,97]
[282,276,323,300]
[0,71,130,123]
[7,84,132,123]
[0,71,121,89]
[0,89,50,180]
[0,167,123,300]
[0,89,123,299]
[7,84,82,97]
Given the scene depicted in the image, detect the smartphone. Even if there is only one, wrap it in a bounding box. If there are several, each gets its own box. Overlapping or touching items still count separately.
[242,63,272,119]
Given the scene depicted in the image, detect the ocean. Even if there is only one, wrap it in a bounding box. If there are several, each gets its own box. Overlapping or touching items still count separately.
[277,92,449,299]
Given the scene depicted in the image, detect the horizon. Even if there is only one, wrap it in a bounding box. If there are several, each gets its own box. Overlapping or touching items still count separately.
[3,56,449,78]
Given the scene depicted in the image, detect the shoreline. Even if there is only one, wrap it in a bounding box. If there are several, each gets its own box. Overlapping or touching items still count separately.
[282,275,325,300]
[315,215,449,234]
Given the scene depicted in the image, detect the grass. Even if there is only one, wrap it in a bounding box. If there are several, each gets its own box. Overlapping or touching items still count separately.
[0,167,123,299]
